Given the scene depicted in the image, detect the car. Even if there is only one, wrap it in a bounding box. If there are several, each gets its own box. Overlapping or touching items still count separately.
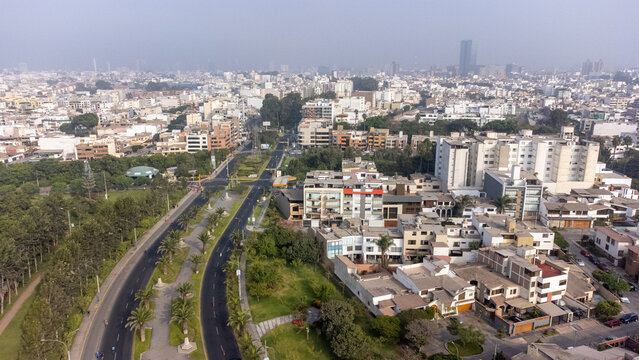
[621,297,630,304]
[577,259,585,267]
[605,336,615,341]
[630,283,637,292]
[597,263,610,272]
[581,249,591,257]
[589,255,599,265]
[621,313,638,323]
[605,319,622,327]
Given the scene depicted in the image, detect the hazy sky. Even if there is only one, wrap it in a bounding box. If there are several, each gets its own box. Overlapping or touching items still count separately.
[1,0,638,72]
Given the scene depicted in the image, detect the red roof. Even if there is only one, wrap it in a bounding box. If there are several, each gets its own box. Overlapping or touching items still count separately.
[535,260,562,278]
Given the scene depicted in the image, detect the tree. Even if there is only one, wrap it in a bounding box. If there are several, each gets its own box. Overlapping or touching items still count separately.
[454,195,475,216]
[125,305,153,342]
[320,300,355,335]
[491,195,514,214]
[329,322,370,359]
[397,308,435,328]
[230,230,243,248]
[189,253,206,274]
[260,94,282,128]
[176,282,193,299]
[612,136,621,148]
[134,288,155,310]
[171,298,195,334]
[371,316,400,342]
[227,309,250,332]
[215,207,225,217]
[375,235,393,268]
[405,318,436,347]
[198,232,211,254]
[351,77,378,91]
[156,254,170,275]
[158,236,179,264]
[178,213,191,230]
[311,280,335,302]
[20,182,39,196]
[493,351,506,360]
[458,324,485,347]
[82,161,95,199]
[447,317,462,336]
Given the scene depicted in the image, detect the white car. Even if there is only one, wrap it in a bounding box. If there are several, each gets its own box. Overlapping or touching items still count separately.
[577,259,585,267]
[621,297,630,304]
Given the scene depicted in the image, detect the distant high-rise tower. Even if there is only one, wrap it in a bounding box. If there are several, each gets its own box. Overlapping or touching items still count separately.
[459,40,474,76]
[391,61,400,76]
[582,59,593,76]
[93,58,97,73]
[593,59,604,73]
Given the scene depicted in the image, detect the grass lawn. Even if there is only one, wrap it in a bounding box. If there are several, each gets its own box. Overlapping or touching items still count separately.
[261,323,332,360]
[149,247,189,285]
[446,340,483,357]
[251,204,263,224]
[0,293,35,360]
[234,153,271,177]
[248,262,340,323]
[133,328,152,360]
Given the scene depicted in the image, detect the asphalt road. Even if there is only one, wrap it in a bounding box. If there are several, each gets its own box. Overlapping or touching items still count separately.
[200,140,285,360]
[79,153,243,360]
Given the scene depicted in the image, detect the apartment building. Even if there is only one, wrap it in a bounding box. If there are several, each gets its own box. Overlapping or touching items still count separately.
[539,201,594,228]
[472,212,555,253]
[385,131,408,149]
[303,170,344,227]
[367,127,389,150]
[483,166,543,221]
[297,119,331,148]
[342,172,384,225]
[75,138,117,160]
[478,247,569,304]
[594,226,639,266]
[274,189,304,221]
[332,127,367,150]
[302,100,334,121]
[435,127,600,194]
[316,225,403,263]
[185,133,209,153]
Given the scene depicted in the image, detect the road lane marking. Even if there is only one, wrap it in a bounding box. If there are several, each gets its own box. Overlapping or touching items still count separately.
[117,333,120,342]
[220,345,225,356]
[125,303,129,309]
[130,289,134,295]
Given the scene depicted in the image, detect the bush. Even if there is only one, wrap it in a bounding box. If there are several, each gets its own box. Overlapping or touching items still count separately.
[371,316,400,342]
[397,308,435,328]
[592,269,630,293]
[554,231,569,250]
[596,300,622,318]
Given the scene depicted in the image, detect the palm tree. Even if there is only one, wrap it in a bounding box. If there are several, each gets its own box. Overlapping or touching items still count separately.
[135,288,155,310]
[492,195,514,214]
[198,232,211,254]
[230,230,243,248]
[223,254,240,274]
[204,189,213,201]
[171,298,195,334]
[189,253,206,274]
[227,309,250,332]
[168,229,183,243]
[215,207,225,217]
[178,213,191,230]
[176,282,193,299]
[125,305,153,342]
[158,236,179,264]
[375,235,393,268]
[454,195,475,216]
[156,254,170,275]
[208,213,221,229]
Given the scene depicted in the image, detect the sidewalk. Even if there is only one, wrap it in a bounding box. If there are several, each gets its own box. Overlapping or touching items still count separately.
[246,196,269,232]
[141,193,238,360]
[0,274,42,335]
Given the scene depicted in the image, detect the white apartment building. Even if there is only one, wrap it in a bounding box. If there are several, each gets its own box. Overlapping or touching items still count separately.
[435,127,600,193]
[594,227,639,266]
[301,100,334,122]
[316,226,403,263]
[185,133,209,153]
[297,119,331,148]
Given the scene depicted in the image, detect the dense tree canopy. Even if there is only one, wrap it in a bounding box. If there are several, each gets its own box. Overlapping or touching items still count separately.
[259,93,303,130]
[59,113,100,135]
[351,77,379,91]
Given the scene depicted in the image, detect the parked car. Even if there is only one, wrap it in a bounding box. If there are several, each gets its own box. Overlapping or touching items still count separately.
[621,297,630,304]
[597,263,610,272]
[621,313,638,323]
[589,255,599,265]
[605,319,622,327]
[581,249,591,257]
[629,283,637,292]
[577,259,585,267]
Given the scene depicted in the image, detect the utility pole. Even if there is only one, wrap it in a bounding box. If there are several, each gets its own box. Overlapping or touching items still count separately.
[67,209,72,235]
[166,193,170,213]
[103,171,108,200]
[96,275,101,301]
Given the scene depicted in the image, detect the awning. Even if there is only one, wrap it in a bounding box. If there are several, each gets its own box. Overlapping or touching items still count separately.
[537,302,568,317]
[505,297,535,309]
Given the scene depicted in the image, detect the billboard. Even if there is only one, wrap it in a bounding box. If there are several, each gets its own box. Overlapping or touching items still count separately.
[260,144,270,150]
[263,121,271,127]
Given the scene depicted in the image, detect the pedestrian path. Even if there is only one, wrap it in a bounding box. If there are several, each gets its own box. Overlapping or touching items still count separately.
[0,274,42,335]
[141,193,237,360]
[255,314,296,338]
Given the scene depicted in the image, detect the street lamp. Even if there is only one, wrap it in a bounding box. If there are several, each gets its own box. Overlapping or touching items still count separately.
[41,338,71,360]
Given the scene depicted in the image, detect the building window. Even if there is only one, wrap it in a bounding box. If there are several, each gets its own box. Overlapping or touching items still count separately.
[408,240,416,245]
[559,280,566,286]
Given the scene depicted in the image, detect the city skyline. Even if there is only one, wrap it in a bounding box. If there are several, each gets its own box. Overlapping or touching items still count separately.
[2,0,638,72]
